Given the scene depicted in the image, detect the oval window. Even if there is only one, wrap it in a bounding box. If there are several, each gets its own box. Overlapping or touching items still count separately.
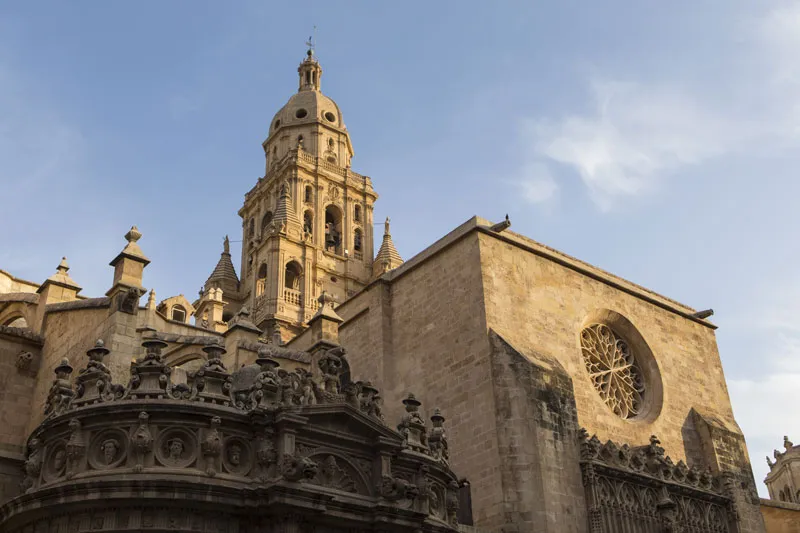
[295,108,308,119]
[274,119,281,129]
[324,111,336,123]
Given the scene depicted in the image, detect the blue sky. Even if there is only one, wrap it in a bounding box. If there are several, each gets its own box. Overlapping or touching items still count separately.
[1,1,798,495]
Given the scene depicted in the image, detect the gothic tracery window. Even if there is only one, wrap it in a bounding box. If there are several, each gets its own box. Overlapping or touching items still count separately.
[580,324,645,419]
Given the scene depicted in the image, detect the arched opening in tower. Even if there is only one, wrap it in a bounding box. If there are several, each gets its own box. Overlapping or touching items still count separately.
[261,211,273,236]
[324,206,343,255]
[304,211,314,237]
[283,261,304,306]
[353,228,363,258]
[256,263,268,296]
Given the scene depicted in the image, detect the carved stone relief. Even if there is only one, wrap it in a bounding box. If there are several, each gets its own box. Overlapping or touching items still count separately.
[155,427,196,468]
[223,437,252,476]
[88,429,128,470]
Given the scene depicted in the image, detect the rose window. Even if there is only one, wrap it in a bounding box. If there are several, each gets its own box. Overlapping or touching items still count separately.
[580,324,645,419]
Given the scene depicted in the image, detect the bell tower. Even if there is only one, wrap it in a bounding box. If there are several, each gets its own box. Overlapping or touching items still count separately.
[238,48,378,340]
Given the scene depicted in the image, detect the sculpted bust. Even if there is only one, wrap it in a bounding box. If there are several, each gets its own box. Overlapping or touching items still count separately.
[101,439,119,465]
[167,438,184,463]
[53,449,66,471]
[228,444,241,467]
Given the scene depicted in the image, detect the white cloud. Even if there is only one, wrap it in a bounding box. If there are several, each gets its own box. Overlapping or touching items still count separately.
[522,81,738,211]
[727,278,800,496]
[517,4,800,212]
[518,163,558,205]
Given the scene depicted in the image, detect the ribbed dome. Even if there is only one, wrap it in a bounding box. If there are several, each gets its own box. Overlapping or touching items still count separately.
[269,90,345,135]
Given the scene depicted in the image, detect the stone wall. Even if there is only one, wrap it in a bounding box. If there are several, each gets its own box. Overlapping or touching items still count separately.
[338,230,505,529]
[335,217,764,532]
[27,304,114,435]
[0,327,43,503]
[760,499,800,533]
[475,230,736,465]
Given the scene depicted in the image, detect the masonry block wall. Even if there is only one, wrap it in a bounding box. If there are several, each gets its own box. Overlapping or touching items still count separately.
[0,328,42,503]
[476,230,739,466]
[336,218,765,532]
[338,231,508,530]
[760,500,800,533]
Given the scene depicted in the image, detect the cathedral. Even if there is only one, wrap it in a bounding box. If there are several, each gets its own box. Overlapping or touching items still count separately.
[0,48,796,532]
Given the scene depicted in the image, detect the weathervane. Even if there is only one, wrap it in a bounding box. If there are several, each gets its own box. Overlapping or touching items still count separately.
[305,26,317,56]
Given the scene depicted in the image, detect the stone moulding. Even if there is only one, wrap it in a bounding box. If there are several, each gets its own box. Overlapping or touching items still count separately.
[1,336,462,533]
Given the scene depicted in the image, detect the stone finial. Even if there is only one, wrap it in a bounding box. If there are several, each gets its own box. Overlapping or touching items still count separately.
[125,226,142,243]
[146,289,156,311]
[55,358,73,378]
[108,225,150,302]
[223,235,230,254]
[310,291,343,324]
[784,435,794,450]
[767,455,775,468]
[86,339,109,363]
[398,393,428,452]
[384,217,391,235]
[38,256,82,299]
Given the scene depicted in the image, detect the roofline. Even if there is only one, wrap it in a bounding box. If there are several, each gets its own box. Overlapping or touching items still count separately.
[338,216,716,330]
[0,269,40,289]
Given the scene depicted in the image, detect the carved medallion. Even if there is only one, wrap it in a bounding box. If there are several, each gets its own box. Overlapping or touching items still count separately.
[88,430,128,470]
[222,437,252,476]
[43,442,67,482]
[155,428,196,468]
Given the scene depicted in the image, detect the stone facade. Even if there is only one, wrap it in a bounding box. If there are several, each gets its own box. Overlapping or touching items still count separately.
[0,330,464,532]
[0,49,773,532]
[759,436,800,532]
[760,499,800,533]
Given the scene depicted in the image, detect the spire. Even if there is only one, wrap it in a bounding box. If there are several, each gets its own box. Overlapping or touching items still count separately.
[205,236,239,295]
[272,181,301,231]
[146,288,156,311]
[373,217,403,277]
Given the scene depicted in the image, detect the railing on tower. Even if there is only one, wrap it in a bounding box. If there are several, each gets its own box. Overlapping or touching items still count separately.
[283,288,301,306]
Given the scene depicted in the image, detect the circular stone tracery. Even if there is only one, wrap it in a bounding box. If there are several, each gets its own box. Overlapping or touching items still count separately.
[580,323,645,419]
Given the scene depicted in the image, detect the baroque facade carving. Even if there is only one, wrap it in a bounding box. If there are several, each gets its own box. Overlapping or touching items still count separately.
[0,335,462,533]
